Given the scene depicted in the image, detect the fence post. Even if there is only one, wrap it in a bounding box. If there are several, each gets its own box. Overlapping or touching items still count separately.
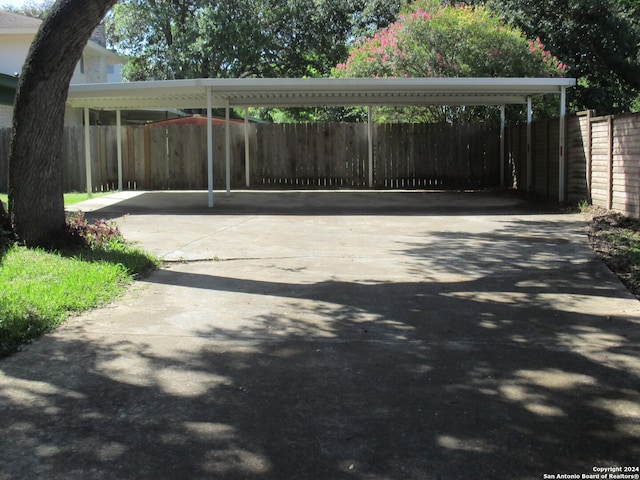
[558,86,567,202]
[586,110,593,202]
[500,105,505,187]
[83,107,92,195]
[368,106,374,188]
[526,97,532,191]
[607,115,613,210]
[116,110,123,191]
[245,109,250,187]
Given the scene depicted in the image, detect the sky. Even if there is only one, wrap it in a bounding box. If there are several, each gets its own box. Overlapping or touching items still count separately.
[1,1,30,7]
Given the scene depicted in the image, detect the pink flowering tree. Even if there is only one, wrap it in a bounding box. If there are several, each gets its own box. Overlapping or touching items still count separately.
[333,1,567,122]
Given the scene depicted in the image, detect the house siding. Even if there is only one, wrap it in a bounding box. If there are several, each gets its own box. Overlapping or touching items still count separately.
[84,55,107,83]
[0,33,32,76]
[0,105,12,129]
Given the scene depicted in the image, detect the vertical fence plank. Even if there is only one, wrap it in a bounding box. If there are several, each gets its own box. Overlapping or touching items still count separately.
[590,117,611,208]
[122,126,135,189]
[248,123,258,187]
[566,114,588,201]
[612,115,640,216]
[6,113,631,209]
[607,115,614,211]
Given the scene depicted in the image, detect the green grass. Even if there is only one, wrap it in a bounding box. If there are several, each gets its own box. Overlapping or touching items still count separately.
[602,226,640,265]
[0,191,114,208]
[0,239,159,357]
[586,209,640,298]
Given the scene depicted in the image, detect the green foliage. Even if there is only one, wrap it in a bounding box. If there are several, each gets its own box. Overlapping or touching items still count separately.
[61,191,114,206]
[332,2,566,123]
[577,199,592,213]
[483,0,640,114]
[65,212,124,250]
[63,212,159,276]
[0,0,54,19]
[335,3,566,78]
[351,0,403,39]
[0,192,113,212]
[106,0,395,81]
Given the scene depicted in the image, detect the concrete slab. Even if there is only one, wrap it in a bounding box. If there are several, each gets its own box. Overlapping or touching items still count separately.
[1,190,639,479]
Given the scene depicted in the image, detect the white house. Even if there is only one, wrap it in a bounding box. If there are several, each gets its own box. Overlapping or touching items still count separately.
[0,10,124,127]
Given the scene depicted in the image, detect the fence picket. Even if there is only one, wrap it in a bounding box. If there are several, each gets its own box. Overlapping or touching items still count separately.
[10,113,635,209]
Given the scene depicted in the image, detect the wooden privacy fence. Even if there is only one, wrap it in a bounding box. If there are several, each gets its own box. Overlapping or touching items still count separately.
[257,122,499,189]
[4,114,639,214]
[502,110,640,217]
[0,122,501,192]
[582,112,640,217]
[503,114,589,202]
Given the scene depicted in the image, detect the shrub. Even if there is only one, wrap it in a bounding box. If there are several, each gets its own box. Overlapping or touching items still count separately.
[66,212,124,250]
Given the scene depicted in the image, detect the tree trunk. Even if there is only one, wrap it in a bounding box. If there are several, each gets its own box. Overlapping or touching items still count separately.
[8,0,117,247]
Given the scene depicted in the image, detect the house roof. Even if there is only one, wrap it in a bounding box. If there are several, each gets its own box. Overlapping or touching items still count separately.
[84,40,124,64]
[0,10,41,34]
[67,77,577,111]
[0,10,123,64]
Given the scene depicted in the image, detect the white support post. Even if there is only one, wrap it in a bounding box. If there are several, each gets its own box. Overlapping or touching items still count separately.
[245,109,250,188]
[368,106,374,188]
[225,99,231,196]
[526,97,532,191]
[559,86,567,202]
[207,87,214,207]
[116,109,123,191]
[83,107,92,196]
[500,105,505,188]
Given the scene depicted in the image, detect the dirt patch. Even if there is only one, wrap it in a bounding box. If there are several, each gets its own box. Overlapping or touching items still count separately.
[584,206,640,299]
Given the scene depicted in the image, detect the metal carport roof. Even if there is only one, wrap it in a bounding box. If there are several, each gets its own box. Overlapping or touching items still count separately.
[66,77,576,205]
[67,77,575,110]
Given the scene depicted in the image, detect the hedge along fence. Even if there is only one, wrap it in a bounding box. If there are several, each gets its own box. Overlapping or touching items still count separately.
[0,121,501,192]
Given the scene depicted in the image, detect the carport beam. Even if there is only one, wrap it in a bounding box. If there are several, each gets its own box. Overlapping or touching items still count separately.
[207,87,214,207]
[84,107,92,196]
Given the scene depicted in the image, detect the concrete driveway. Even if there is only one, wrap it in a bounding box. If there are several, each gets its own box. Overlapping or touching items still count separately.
[1,190,638,480]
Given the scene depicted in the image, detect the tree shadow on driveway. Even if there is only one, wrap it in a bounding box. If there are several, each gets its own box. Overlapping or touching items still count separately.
[0,213,638,479]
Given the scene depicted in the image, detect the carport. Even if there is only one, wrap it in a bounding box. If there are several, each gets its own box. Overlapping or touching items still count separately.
[66,77,576,206]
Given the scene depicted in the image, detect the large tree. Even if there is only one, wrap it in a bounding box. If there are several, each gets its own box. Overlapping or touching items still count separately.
[480,0,640,113]
[106,0,401,81]
[9,0,117,246]
[332,1,566,123]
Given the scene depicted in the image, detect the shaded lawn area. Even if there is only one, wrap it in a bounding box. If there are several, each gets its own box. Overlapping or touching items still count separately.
[585,207,640,299]
[0,208,159,357]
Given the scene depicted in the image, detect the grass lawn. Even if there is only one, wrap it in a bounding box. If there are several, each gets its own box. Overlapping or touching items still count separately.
[585,206,640,298]
[0,191,113,208]
[0,209,159,357]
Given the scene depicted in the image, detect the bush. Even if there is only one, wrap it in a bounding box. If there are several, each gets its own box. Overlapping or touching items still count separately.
[65,212,124,250]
